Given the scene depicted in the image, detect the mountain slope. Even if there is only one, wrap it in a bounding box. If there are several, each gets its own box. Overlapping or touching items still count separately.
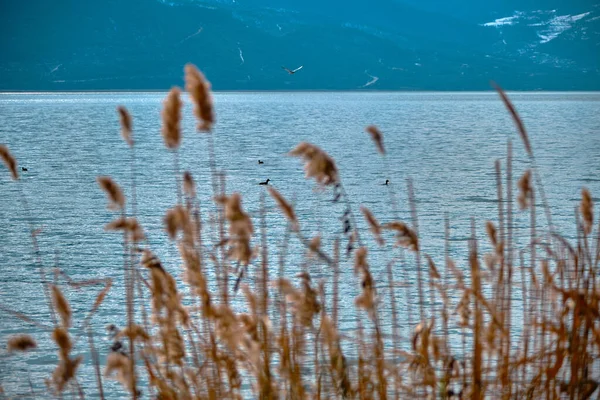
[0,0,598,90]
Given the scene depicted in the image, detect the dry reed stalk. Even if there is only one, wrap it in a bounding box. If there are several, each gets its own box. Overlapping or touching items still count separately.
[258,193,274,398]
[494,159,506,307]
[443,215,450,352]
[161,87,183,149]
[96,176,125,211]
[501,140,514,395]
[217,171,230,305]
[386,259,400,399]
[519,251,529,391]
[86,327,105,400]
[470,218,483,400]
[528,180,537,390]
[332,238,340,328]
[117,106,133,147]
[365,125,385,155]
[0,144,18,180]
[492,82,531,157]
[6,334,37,352]
[184,63,215,132]
[0,303,52,329]
[407,179,425,325]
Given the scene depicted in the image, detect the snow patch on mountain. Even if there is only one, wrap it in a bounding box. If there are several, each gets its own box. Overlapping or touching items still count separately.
[537,12,591,43]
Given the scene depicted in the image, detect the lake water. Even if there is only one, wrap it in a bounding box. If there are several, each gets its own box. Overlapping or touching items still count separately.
[1,91,599,397]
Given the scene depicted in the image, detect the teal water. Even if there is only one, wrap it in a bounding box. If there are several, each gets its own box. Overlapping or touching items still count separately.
[1,92,599,397]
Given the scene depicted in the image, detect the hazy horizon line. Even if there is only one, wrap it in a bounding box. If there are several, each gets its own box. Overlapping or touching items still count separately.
[2,89,600,94]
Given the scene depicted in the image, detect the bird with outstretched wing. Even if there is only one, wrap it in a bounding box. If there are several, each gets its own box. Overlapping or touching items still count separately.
[282,65,303,75]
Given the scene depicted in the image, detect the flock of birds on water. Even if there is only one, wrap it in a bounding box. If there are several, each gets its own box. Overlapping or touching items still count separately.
[19,65,386,187]
[256,160,388,186]
[18,161,389,186]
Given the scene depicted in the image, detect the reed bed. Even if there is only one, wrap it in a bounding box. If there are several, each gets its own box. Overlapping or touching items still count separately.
[1,66,599,399]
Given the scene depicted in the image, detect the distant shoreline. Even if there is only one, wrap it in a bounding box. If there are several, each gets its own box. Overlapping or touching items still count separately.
[1,89,600,94]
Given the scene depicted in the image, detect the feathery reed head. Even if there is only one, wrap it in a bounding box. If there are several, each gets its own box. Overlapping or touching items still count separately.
[267,187,298,231]
[52,356,82,393]
[0,145,18,180]
[105,217,145,242]
[184,63,215,132]
[117,106,133,147]
[215,193,254,264]
[164,205,190,240]
[6,334,37,353]
[365,125,385,155]
[51,285,72,328]
[183,171,196,198]
[289,142,338,186]
[581,188,593,235]
[383,221,419,251]
[105,352,136,393]
[360,206,384,245]
[517,170,532,210]
[97,176,125,210]
[52,327,72,360]
[161,86,183,149]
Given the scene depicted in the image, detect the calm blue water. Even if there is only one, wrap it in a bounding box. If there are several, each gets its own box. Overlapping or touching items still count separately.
[1,92,599,397]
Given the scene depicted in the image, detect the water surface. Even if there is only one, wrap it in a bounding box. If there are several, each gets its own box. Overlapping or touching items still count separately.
[1,91,599,396]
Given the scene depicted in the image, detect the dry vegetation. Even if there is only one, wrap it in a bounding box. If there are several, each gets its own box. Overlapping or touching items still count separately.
[1,63,600,399]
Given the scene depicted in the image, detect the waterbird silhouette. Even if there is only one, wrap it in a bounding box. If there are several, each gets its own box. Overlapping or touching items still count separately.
[21,167,28,171]
[282,66,303,75]
[384,179,389,185]
[259,179,270,185]
[258,160,264,164]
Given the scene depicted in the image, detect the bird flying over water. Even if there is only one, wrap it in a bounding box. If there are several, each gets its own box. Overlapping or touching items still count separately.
[282,66,303,75]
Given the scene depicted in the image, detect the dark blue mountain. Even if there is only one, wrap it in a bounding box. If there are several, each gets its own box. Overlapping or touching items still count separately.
[1,0,598,90]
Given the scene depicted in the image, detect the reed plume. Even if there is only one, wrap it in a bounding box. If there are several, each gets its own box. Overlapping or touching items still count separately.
[105,352,136,393]
[184,63,214,132]
[117,106,133,147]
[383,221,419,251]
[182,171,196,198]
[517,169,532,210]
[267,187,298,231]
[51,285,72,328]
[6,334,37,352]
[365,125,385,155]
[216,193,254,265]
[0,144,18,180]
[289,142,338,186]
[360,206,384,245]
[581,187,593,235]
[105,217,145,242]
[97,176,125,210]
[161,87,183,149]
